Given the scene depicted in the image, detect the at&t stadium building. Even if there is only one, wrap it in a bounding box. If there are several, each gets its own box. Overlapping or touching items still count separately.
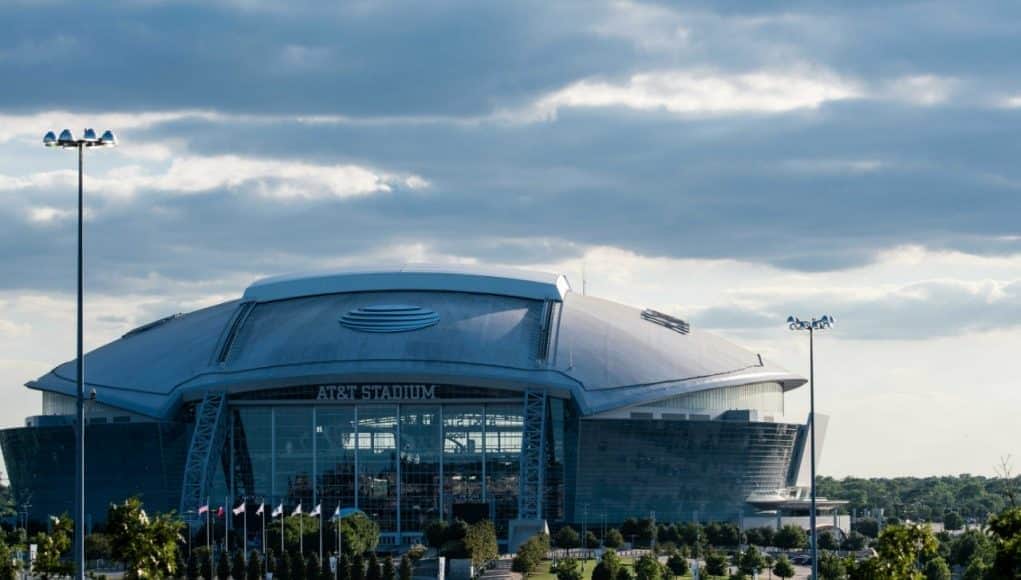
[0,265,826,547]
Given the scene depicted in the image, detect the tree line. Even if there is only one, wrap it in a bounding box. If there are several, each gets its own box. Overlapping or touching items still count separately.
[818,473,1021,522]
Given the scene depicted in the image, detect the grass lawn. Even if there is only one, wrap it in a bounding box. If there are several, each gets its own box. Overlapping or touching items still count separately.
[527,558,695,580]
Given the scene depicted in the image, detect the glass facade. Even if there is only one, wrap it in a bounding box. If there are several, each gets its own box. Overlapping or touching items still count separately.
[0,422,191,529]
[572,418,801,523]
[230,399,544,542]
[639,382,785,414]
[2,388,804,538]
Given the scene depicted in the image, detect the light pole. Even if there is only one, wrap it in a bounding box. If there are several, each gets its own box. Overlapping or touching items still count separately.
[786,314,834,580]
[42,128,116,580]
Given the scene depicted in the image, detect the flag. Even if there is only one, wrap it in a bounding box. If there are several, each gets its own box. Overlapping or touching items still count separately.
[332,505,341,519]
[271,503,283,517]
[216,506,225,518]
[291,503,302,517]
[256,502,265,516]
[310,504,321,517]
[198,504,209,515]
[233,503,245,516]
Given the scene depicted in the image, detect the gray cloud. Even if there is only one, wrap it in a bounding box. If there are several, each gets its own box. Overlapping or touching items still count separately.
[3,0,1021,297]
[695,279,1021,340]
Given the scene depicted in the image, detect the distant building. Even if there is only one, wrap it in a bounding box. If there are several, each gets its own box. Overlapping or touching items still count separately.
[1,265,827,547]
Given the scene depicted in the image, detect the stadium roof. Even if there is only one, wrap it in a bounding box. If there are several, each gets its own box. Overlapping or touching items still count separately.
[26,265,805,419]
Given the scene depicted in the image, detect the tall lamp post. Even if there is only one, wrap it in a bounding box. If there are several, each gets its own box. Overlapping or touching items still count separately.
[42,128,117,580]
[786,314,834,580]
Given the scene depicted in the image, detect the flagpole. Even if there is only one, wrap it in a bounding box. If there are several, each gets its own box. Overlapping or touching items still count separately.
[318,507,323,565]
[206,498,211,558]
[243,502,248,562]
[300,513,304,556]
[225,497,229,554]
[261,501,266,556]
[280,504,284,556]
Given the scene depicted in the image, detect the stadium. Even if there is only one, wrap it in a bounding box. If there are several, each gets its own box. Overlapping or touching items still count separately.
[0,265,826,548]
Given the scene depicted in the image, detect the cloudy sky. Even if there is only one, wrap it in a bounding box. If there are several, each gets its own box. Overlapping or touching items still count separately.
[2,0,1021,478]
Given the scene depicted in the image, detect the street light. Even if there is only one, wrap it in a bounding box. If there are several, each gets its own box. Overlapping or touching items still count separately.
[43,128,117,580]
[786,314,834,580]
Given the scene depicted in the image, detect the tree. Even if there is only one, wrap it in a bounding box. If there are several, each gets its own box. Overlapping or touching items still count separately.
[923,558,951,580]
[553,557,583,580]
[738,546,766,576]
[198,547,214,580]
[217,550,231,580]
[842,531,868,551]
[593,549,623,580]
[852,518,880,539]
[291,549,306,580]
[33,514,73,580]
[305,553,322,580]
[265,549,276,575]
[745,527,774,547]
[637,518,657,548]
[635,553,663,580]
[818,530,839,551]
[424,520,447,548]
[381,556,396,580]
[107,498,185,579]
[704,522,742,547]
[585,531,600,549]
[511,533,550,576]
[987,506,1021,578]
[704,550,728,577]
[398,555,412,580]
[943,512,964,531]
[438,518,470,557]
[366,552,380,580]
[773,525,808,550]
[616,567,634,580]
[866,523,939,579]
[351,553,366,580]
[665,553,688,578]
[278,551,292,580]
[464,520,498,567]
[247,551,264,580]
[604,528,624,549]
[621,519,640,541]
[337,553,352,580]
[0,535,18,580]
[320,556,333,580]
[186,551,200,580]
[772,555,795,579]
[962,558,988,580]
[818,551,846,580]
[233,550,247,580]
[335,513,381,556]
[556,526,581,549]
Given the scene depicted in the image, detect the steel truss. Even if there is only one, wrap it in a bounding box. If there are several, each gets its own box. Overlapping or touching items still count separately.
[179,391,229,522]
[518,387,547,520]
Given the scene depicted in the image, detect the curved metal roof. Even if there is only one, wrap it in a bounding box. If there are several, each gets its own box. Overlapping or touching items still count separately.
[25,265,805,419]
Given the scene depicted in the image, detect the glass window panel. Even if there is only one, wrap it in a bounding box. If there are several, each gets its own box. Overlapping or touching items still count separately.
[316,407,356,515]
[275,407,313,507]
[443,406,484,510]
[400,406,441,534]
[357,406,398,532]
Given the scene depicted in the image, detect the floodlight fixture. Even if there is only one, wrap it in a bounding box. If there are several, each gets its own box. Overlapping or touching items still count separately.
[785,312,835,580]
[41,126,118,580]
[48,128,118,149]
